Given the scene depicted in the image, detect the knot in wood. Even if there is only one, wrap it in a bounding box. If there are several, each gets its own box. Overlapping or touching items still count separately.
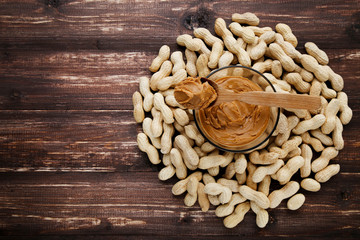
[346,11,360,41]
[46,0,61,8]
[182,7,213,30]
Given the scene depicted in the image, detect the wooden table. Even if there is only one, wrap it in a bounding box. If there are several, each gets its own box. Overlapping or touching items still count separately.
[1,0,359,239]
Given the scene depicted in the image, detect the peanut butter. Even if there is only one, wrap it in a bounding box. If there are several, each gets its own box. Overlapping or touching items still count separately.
[175,76,270,147]
[174,77,217,109]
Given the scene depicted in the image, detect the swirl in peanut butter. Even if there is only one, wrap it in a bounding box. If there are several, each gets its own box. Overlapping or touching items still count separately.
[198,76,270,147]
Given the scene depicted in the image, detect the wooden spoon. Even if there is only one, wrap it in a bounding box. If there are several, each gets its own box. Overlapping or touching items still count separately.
[202,77,322,110]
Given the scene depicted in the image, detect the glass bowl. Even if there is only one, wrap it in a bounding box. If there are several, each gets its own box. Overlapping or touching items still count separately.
[193,65,280,153]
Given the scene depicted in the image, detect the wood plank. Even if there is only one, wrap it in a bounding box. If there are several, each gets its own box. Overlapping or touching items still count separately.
[0,110,163,172]
[0,50,150,110]
[0,108,358,172]
[0,0,359,51]
[0,172,359,237]
[1,49,359,111]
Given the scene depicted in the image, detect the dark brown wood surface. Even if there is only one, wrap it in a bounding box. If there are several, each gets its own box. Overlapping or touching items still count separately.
[0,0,360,239]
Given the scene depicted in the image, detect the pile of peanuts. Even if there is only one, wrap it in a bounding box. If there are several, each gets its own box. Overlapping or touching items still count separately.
[132,12,352,228]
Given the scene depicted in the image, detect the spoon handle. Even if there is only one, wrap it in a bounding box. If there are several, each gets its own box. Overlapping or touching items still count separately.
[217,91,322,110]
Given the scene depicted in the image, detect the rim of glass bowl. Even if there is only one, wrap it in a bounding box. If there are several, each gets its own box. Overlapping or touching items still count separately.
[193,65,280,153]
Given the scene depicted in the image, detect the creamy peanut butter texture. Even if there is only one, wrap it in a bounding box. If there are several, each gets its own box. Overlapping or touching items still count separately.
[175,76,270,147]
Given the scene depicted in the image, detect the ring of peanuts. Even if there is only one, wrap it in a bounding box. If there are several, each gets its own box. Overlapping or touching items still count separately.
[133,13,353,228]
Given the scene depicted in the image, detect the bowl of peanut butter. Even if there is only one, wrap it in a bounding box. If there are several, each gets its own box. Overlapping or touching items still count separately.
[175,65,280,153]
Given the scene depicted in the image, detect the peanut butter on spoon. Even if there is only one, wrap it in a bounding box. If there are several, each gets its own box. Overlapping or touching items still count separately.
[175,76,321,110]
[174,77,217,109]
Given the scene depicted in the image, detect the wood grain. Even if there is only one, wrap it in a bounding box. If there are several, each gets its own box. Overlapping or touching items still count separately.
[1,49,359,111]
[0,0,360,238]
[0,172,359,237]
[0,0,359,51]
